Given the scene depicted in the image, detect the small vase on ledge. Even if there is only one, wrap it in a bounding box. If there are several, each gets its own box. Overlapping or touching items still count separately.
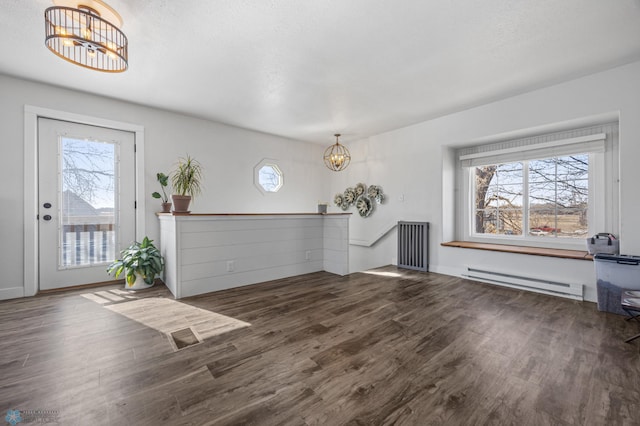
[161,202,172,213]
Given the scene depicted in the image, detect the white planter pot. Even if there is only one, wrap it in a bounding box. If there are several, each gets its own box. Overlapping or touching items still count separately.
[125,272,155,290]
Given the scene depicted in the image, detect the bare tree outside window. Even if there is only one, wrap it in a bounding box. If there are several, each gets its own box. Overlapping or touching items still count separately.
[258,164,283,193]
[62,138,115,209]
[528,155,588,237]
[474,154,589,238]
[59,138,117,267]
[475,163,523,235]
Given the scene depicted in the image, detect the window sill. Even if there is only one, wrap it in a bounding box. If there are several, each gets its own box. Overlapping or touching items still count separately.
[441,241,593,261]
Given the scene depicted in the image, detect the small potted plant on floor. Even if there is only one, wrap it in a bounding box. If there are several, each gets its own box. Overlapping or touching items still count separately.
[151,172,172,213]
[107,237,164,289]
[171,155,203,213]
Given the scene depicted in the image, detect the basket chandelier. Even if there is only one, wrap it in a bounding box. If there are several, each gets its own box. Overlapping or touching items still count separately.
[44,0,128,72]
[323,134,351,172]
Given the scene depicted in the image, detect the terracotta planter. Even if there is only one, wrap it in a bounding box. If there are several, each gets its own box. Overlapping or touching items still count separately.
[161,202,172,213]
[172,195,192,213]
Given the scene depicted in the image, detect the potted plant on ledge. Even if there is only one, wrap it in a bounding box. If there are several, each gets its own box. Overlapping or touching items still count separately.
[151,172,172,213]
[171,155,203,213]
[107,237,164,290]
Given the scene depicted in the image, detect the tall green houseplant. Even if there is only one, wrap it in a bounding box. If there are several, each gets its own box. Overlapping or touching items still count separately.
[171,155,203,213]
[107,237,164,289]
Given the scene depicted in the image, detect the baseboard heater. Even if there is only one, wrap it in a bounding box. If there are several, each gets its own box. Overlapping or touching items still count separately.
[397,221,429,272]
[462,266,583,301]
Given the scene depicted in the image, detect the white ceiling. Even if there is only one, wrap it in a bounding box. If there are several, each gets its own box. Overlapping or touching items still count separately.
[2,0,640,144]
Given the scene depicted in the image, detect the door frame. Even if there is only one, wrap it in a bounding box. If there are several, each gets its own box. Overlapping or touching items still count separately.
[24,105,146,297]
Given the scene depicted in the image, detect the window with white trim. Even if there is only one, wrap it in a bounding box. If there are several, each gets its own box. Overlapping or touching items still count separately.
[258,164,283,192]
[253,159,284,194]
[457,122,618,249]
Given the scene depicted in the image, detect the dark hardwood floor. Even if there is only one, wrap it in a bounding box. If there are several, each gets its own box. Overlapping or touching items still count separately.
[1,267,639,425]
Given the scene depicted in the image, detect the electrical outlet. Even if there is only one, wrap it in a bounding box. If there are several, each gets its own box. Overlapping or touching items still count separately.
[305,251,311,261]
[226,260,235,272]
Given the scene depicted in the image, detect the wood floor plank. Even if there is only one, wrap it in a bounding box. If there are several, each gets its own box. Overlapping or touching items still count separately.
[1,267,639,425]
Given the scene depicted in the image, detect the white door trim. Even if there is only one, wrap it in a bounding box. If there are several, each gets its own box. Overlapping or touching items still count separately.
[24,105,146,297]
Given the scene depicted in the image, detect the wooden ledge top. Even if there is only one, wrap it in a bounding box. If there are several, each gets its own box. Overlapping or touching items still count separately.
[156,212,351,217]
[441,241,593,261]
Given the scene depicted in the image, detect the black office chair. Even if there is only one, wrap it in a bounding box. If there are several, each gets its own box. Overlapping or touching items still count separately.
[621,290,640,343]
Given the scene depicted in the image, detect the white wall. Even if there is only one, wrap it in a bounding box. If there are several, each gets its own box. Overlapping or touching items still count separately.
[4,60,640,302]
[335,60,640,302]
[0,74,329,299]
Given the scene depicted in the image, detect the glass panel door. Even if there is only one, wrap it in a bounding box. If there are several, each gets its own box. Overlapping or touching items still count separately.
[60,137,117,268]
[38,118,136,290]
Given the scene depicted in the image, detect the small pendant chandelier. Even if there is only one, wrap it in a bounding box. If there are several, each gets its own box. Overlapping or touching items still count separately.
[323,134,351,172]
[44,0,128,72]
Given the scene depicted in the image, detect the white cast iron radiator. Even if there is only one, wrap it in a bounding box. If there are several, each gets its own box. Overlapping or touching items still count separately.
[397,221,429,272]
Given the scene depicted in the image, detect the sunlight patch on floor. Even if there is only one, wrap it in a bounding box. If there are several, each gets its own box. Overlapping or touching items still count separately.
[81,289,136,304]
[362,270,403,278]
[81,290,251,346]
[105,297,251,340]
[80,292,112,305]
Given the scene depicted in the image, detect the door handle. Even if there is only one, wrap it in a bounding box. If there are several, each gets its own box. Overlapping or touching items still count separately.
[43,215,52,221]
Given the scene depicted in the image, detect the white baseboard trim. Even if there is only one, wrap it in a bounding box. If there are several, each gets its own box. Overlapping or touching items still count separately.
[0,286,25,301]
[428,264,463,277]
